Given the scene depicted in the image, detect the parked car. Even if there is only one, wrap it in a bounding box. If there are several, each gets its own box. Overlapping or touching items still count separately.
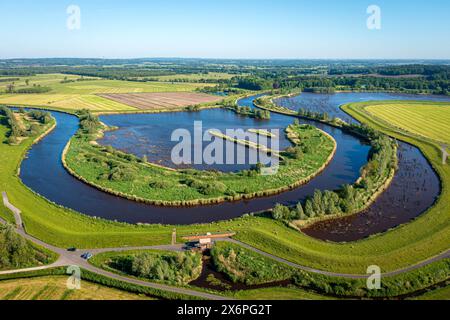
[67,247,77,252]
[81,252,93,260]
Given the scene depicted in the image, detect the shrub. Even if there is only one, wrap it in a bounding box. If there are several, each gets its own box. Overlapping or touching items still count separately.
[149,180,170,189]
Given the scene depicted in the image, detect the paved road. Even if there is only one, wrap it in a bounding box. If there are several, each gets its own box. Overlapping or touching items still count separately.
[1,191,449,295]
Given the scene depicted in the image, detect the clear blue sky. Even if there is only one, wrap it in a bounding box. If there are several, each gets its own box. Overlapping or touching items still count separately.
[0,0,449,59]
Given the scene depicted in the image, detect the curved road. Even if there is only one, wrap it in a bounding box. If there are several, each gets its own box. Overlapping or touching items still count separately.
[1,191,449,299]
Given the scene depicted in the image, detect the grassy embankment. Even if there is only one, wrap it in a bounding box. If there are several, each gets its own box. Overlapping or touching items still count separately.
[64,121,335,206]
[0,73,217,112]
[0,101,448,275]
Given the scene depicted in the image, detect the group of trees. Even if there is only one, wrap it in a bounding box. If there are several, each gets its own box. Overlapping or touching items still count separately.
[0,224,51,270]
[225,102,271,120]
[0,106,50,145]
[236,77,273,90]
[272,122,396,222]
[298,108,332,122]
[107,251,202,285]
[183,178,227,196]
[76,109,102,134]
[28,110,52,124]
[91,156,138,183]
[3,82,51,94]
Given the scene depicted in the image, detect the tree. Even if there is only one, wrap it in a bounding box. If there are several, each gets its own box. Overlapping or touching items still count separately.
[272,204,292,221]
[6,83,14,93]
[295,203,306,220]
[304,199,315,218]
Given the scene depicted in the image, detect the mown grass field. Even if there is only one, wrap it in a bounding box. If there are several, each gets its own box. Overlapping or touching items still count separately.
[365,102,450,145]
[0,101,449,275]
[0,276,153,300]
[0,74,215,111]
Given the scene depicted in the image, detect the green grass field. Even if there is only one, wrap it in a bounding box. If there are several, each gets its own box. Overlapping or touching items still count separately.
[0,74,216,111]
[0,276,153,300]
[365,102,450,145]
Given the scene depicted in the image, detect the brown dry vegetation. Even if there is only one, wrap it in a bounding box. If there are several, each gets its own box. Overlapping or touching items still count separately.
[98,92,223,110]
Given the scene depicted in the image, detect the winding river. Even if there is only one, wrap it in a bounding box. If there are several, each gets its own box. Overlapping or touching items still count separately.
[19,92,449,241]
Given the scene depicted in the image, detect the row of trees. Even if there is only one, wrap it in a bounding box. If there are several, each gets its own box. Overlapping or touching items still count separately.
[4,83,51,94]
[0,107,50,144]
[0,224,51,270]
[225,103,271,120]
[272,122,396,222]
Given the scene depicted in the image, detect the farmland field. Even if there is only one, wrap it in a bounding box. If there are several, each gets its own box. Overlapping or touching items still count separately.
[99,92,224,110]
[0,74,216,111]
[366,102,450,145]
[0,276,152,300]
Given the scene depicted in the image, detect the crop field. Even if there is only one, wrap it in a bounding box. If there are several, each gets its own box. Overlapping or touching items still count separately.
[0,276,152,300]
[0,74,216,111]
[366,102,450,145]
[98,92,224,110]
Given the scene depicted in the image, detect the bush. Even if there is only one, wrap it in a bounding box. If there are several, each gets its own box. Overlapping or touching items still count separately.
[109,166,136,181]
[272,204,294,221]
[149,180,170,189]
[100,251,202,285]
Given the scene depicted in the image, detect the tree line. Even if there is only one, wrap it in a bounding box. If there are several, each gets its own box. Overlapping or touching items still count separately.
[0,107,51,145]
[272,120,397,222]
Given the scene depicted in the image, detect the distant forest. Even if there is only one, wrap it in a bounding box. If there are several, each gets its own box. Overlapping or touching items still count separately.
[0,58,449,95]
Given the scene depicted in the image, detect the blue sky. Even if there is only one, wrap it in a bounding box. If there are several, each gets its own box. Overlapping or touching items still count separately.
[0,0,449,59]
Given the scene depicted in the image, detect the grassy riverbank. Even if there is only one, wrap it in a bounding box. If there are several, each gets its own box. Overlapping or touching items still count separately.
[63,120,335,206]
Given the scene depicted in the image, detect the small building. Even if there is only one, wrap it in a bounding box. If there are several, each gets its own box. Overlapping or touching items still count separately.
[182,232,236,252]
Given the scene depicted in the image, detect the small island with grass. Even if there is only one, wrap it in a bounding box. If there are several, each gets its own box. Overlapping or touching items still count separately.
[62,110,336,206]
